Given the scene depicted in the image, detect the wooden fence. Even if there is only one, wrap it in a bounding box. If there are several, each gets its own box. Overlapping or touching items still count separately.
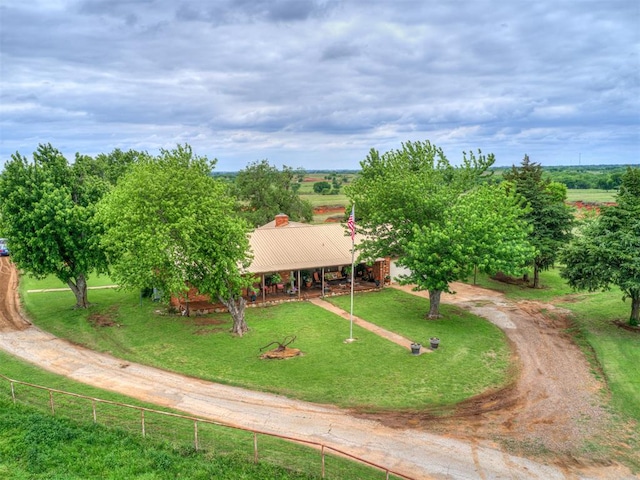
[0,374,414,480]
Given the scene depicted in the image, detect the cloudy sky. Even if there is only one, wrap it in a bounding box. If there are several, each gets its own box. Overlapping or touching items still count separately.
[1,0,638,171]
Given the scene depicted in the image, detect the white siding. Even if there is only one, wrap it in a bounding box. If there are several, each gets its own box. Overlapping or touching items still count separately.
[389,259,411,283]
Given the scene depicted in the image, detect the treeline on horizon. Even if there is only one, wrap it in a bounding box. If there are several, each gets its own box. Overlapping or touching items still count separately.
[2,144,633,191]
[213,164,635,191]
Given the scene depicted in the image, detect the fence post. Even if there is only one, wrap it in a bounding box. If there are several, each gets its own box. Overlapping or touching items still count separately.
[141,409,146,437]
[194,420,199,451]
[49,390,55,415]
[253,432,258,464]
[10,381,15,404]
[92,399,97,423]
[321,444,325,479]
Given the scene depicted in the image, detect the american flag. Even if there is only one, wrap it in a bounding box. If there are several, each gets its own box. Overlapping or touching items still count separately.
[347,205,355,241]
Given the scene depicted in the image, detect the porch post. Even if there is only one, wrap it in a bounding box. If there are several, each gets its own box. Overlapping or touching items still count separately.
[261,274,266,303]
[297,270,301,299]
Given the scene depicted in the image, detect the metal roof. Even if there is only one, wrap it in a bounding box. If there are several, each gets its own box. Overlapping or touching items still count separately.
[247,223,359,273]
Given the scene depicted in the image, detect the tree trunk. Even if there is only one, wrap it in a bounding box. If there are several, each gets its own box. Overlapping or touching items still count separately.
[220,295,248,336]
[630,294,640,327]
[67,274,89,308]
[532,264,540,289]
[427,289,442,319]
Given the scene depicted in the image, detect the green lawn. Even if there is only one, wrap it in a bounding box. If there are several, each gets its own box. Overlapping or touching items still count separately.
[468,268,575,302]
[21,272,117,291]
[327,289,512,399]
[18,276,511,411]
[556,289,640,421]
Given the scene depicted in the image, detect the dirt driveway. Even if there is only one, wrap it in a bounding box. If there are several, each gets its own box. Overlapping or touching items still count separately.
[390,285,631,467]
[0,257,634,479]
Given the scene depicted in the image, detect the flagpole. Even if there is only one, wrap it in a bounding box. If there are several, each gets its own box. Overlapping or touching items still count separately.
[347,204,356,343]
[349,232,355,340]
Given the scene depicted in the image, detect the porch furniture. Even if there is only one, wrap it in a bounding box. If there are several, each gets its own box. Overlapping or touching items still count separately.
[324,271,343,281]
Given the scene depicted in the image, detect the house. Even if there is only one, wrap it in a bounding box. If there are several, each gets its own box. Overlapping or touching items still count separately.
[171,214,390,314]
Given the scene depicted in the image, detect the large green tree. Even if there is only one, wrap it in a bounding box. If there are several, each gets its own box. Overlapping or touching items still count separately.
[560,167,640,326]
[401,184,534,316]
[234,160,313,227]
[92,148,151,185]
[346,140,534,318]
[502,155,574,288]
[96,145,254,335]
[0,144,109,308]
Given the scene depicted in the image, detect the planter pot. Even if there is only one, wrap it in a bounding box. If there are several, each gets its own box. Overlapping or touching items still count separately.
[429,337,440,349]
[410,343,421,355]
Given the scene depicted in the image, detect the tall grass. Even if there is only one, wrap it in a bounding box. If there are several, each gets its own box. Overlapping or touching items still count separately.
[0,399,320,480]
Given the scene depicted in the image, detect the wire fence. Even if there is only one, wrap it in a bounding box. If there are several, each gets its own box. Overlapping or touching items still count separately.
[0,374,414,480]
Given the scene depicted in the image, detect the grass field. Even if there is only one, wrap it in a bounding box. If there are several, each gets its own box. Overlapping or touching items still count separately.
[0,400,319,480]
[18,277,511,411]
[564,189,617,203]
[297,176,350,211]
[300,186,618,224]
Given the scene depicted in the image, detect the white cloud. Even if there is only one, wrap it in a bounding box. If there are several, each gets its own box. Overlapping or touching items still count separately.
[1,0,638,170]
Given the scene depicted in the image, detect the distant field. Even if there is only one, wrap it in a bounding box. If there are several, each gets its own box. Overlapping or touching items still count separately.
[304,193,348,208]
[298,176,350,221]
[298,179,617,223]
[565,189,617,203]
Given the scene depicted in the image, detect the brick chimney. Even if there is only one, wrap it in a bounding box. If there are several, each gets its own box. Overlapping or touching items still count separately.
[275,213,289,228]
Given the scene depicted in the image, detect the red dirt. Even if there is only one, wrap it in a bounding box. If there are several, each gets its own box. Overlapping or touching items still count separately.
[0,258,30,332]
[259,347,302,359]
[312,205,345,215]
[568,201,616,215]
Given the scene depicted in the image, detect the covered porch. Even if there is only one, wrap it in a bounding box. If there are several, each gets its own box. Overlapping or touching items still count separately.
[178,260,389,315]
[244,220,389,306]
[246,261,387,305]
[174,218,391,315]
